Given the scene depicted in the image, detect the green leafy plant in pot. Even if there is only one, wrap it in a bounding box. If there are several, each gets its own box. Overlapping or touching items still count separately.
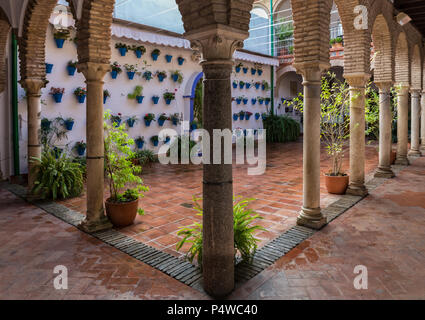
[103,110,149,227]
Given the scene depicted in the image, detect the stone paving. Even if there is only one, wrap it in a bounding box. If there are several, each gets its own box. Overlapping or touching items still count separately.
[60,140,381,257]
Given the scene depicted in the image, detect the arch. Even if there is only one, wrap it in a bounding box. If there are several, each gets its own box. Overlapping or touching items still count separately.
[394,31,410,86]
[411,45,421,90]
[371,14,393,83]
[188,72,203,123]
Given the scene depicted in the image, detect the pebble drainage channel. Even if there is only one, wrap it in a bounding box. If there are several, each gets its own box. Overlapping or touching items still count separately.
[1,164,408,292]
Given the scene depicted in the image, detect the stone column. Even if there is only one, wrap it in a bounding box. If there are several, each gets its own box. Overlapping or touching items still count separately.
[345,74,369,197]
[395,86,410,165]
[408,89,421,157]
[421,92,425,154]
[374,82,395,178]
[296,67,326,230]
[22,79,45,191]
[77,62,112,233]
[186,29,246,298]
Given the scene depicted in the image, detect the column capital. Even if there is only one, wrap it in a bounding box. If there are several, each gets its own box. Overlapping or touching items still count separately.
[394,84,410,95]
[20,78,45,97]
[410,88,421,96]
[185,25,246,61]
[344,73,371,88]
[375,81,393,92]
[293,62,330,81]
[77,62,110,82]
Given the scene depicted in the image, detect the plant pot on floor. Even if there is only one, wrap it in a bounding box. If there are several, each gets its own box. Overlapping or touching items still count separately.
[105,198,138,228]
[391,150,397,164]
[325,174,349,195]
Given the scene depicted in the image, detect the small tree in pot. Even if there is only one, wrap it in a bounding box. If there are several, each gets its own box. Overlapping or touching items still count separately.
[103,110,149,227]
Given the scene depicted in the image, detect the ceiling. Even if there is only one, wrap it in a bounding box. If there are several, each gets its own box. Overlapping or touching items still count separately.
[394,0,425,37]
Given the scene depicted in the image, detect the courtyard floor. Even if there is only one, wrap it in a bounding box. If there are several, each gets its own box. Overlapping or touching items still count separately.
[59,140,381,257]
[0,149,424,299]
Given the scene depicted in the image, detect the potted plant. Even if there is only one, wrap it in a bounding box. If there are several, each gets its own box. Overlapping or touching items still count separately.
[124,64,138,80]
[235,62,243,73]
[158,113,169,126]
[251,98,257,105]
[251,68,257,75]
[103,89,111,104]
[74,141,86,156]
[170,113,180,126]
[156,71,167,82]
[127,85,144,104]
[238,110,246,120]
[150,135,159,146]
[255,112,261,120]
[330,37,343,49]
[53,29,70,48]
[256,64,263,76]
[151,49,161,61]
[103,110,148,227]
[127,115,137,128]
[171,70,183,83]
[190,120,199,131]
[74,87,87,104]
[236,96,243,105]
[163,91,175,105]
[177,57,185,65]
[46,63,54,74]
[110,61,122,79]
[245,111,253,120]
[152,95,160,105]
[41,118,52,131]
[130,45,146,58]
[233,113,239,121]
[265,97,271,106]
[258,97,264,105]
[233,80,238,89]
[111,113,122,127]
[67,60,77,76]
[254,81,261,90]
[50,87,64,103]
[243,67,248,74]
[242,96,248,105]
[262,80,270,91]
[239,81,245,89]
[64,117,75,131]
[245,82,251,89]
[261,112,267,120]
[115,43,128,56]
[135,136,145,149]
[143,70,153,81]
[165,54,173,63]
[144,113,156,126]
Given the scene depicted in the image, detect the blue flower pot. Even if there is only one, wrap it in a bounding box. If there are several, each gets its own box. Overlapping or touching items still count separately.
[246,83,251,89]
[143,72,152,81]
[236,99,241,105]
[178,57,185,65]
[259,100,264,105]
[243,99,248,105]
[233,83,238,89]
[243,67,248,74]
[153,140,159,147]
[145,119,152,127]
[152,53,159,61]
[127,72,135,80]
[136,140,144,149]
[55,38,65,48]
[118,47,127,56]
[158,119,166,126]
[111,70,118,79]
[262,84,266,90]
[251,68,256,75]
[113,119,121,128]
[64,120,74,130]
[172,119,178,126]
[255,83,260,90]
[127,119,136,127]
[152,96,159,104]
[77,146,86,156]
[136,96,144,104]
[191,124,198,131]
[265,100,270,106]
[77,95,86,104]
[46,63,53,74]
[243,129,247,137]
[251,99,257,105]
[67,66,76,76]
[262,115,267,120]
[239,114,245,120]
[239,83,244,89]
[165,99,172,105]
[172,74,179,82]
[54,147,63,159]
[103,96,108,104]
[258,70,263,76]
[233,114,238,121]
[245,114,252,120]
[255,114,260,120]
[135,50,143,58]
[158,74,165,82]
[165,137,170,144]
[235,67,241,73]
[52,93,63,103]
[165,55,173,63]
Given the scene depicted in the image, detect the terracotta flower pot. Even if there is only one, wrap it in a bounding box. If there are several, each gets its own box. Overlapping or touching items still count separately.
[390,150,397,164]
[325,174,349,195]
[105,198,139,228]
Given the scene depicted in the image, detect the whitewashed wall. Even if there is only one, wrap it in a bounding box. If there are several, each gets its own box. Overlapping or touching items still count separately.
[0,30,11,179]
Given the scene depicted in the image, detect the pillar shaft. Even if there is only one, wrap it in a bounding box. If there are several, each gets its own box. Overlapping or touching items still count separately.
[346,75,369,196]
[409,90,421,156]
[78,63,112,233]
[395,86,410,165]
[296,67,326,230]
[421,92,425,153]
[374,82,395,178]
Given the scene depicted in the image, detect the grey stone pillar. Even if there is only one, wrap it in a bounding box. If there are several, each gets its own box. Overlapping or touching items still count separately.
[296,67,326,230]
[374,82,395,178]
[421,92,425,154]
[78,62,112,233]
[395,86,410,165]
[408,89,421,157]
[345,74,369,197]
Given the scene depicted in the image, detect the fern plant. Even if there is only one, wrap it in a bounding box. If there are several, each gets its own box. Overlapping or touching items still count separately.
[30,149,84,200]
[262,113,301,143]
[176,197,265,267]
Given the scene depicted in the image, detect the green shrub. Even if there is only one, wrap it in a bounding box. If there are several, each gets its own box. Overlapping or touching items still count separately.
[167,135,197,160]
[262,114,301,143]
[130,149,157,166]
[176,197,265,267]
[30,149,84,200]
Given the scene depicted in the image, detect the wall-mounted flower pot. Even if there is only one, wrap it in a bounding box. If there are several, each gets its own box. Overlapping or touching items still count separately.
[103,96,108,104]
[113,119,121,128]
[52,93,63,103]
[255,83,260,90]
[233,114,238,121]
[165,55,173,63]
[67,66,76,76]
[251,99,257,105]
[77,95,86,104]
[127,72,135,80]
[246,83,251,89]
[262,114,267,120]
[135,50,143,58]
[265,100,270,106]
[259,100,264,105]
[191,124,198,131]
[136,96,144,104]
[172,74,179,82]
[152,53,159,61]
[232,83,238,89]
[251,68,256,75]
[243,99,248,105]
[127,119,136,128]
[110,70,118,79]
[145,119,152,127]
[64,120,74,131]
[136,140,144,149]
[165,137,171,144]
[325,174,349,195]
[118,47,127,56]
[54,38,65,49]
[239,114,245,121]
[235,67,241,73]
[178,57,185,65]
[158,74,165,82]
[53,147,63,159]
[152,96,159,104]
[172,119,178,126]
[158,119,166,126]
[243,67,248,74]
[245,114,252,120]
[236,99,242,105]
[255,113,260,120]
[46,63,54,74]
[239,83,244,89]
[152,140,159,147]
[77,146,86,156]
[165,99,172,105]
[258,70,263,76]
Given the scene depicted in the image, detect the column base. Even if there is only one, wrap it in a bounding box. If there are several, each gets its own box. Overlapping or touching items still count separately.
[374,167,395,179]
[395,157,409,165]
[420,146,425,155]
[408,150,421,157]
[78,215,113,233]
[296,207,327,230]
[346,184,368,197]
